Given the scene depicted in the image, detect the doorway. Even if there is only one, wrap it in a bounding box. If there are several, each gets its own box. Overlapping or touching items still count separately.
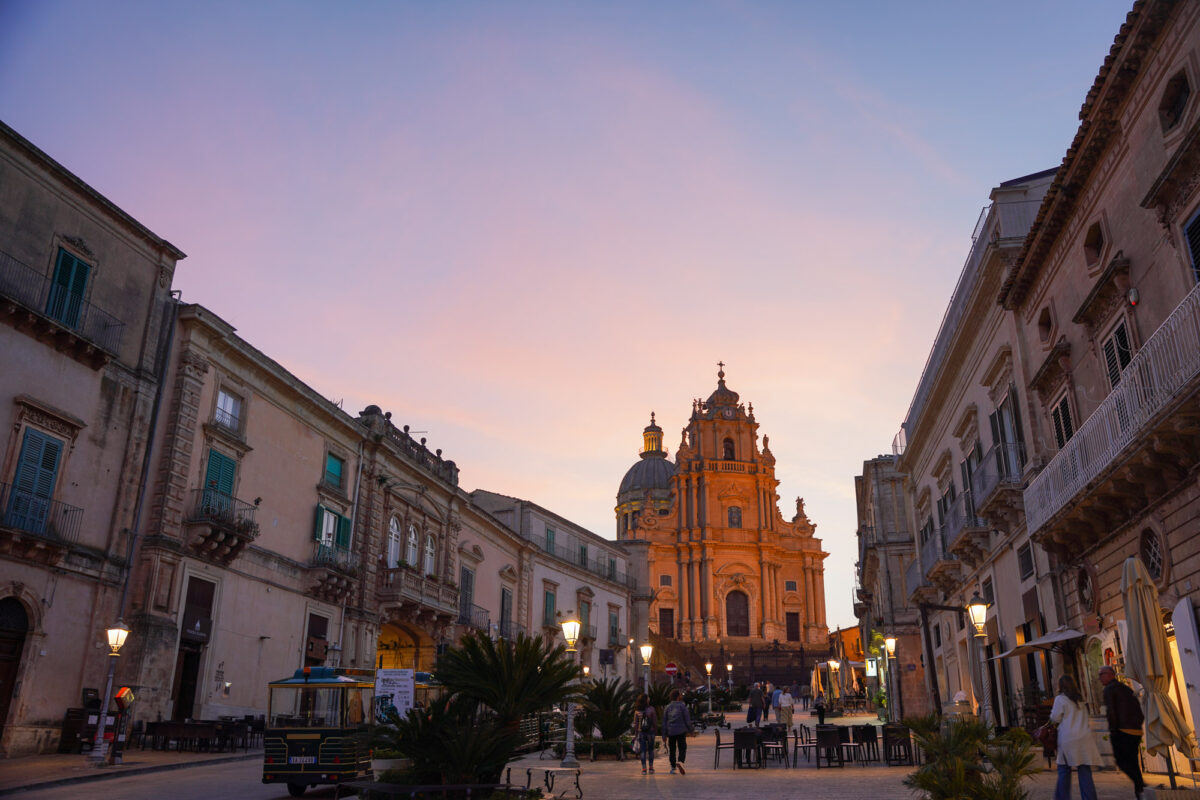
[0,598,29,742]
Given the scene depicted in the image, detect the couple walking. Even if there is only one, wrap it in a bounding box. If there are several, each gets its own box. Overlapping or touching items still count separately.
[633,690,692,775]
[1051,667,1145,800]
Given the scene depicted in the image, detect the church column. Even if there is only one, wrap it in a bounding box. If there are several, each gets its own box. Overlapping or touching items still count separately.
[699,544,710,639]
[804,563,816,632]
[759,555,769,637]
[815,567,827,627]
[676,554,686,639]
[687,550,698,641]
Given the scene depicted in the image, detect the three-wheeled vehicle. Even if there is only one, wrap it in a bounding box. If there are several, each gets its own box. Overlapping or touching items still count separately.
[262,666,375,797]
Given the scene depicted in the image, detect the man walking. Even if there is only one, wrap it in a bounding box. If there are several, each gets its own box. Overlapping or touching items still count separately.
[770,683,783,724]
[1100,665,1145,800]
[747,682,765,726]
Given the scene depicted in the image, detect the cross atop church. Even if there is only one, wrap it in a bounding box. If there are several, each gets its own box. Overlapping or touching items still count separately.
[717,360,725,371]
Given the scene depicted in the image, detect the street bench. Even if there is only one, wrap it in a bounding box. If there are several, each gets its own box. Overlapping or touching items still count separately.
[336,781,522,798]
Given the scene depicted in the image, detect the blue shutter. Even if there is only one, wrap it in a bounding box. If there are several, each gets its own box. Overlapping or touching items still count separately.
[336,514,351,549]
[46,249,91,328]
[6,429,62,534]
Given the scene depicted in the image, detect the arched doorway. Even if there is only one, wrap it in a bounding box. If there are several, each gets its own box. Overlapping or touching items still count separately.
[726,591,749,637]
[0,598,30,742]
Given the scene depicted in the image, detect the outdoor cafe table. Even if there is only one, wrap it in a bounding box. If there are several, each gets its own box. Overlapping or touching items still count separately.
[142,720,249,752]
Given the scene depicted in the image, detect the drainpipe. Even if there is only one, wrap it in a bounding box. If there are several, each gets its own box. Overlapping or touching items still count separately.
[337,438,365,666]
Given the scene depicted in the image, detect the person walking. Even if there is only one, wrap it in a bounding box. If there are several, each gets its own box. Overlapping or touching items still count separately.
[634,693,658,774]
[1050,674,1102,800]
[814,692,827,725]
[779,686,795,728]
[1099,665,1146,800]
[747,682,765,726]
[663,689,692,774]
[770,684,783,723]
[799,683,811,710]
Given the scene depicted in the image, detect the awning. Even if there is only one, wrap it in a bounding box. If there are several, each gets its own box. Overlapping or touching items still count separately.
[995,626,1085,659]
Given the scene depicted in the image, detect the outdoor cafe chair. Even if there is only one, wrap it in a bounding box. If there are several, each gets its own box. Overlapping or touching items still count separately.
[713,728,736,769]
[855,724,880,762]
[761,726,790,767]
[733,728,761,769]
[792,725,816,765]
[814,726,844,769]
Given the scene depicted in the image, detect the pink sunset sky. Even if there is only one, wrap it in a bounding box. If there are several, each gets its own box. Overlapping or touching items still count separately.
[1,1,1133,628]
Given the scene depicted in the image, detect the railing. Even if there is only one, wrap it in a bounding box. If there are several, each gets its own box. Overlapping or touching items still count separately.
[972,442,1025,510]
[580,624,598,641]
[943,491,987,552]
[213,407,240,432]
[186,487,258,529]
[498,619,526,639]
[531,536,637,589]
[1025,282,1200,535]
[919,527,954,581]
[0,481,82,544]
[0,249,125,354]
[311,542,355,572]
[608,629,622,647]
[710,460,753,473]
[905,558,927,598]
[378,567,458,611]
[458,603,489,631]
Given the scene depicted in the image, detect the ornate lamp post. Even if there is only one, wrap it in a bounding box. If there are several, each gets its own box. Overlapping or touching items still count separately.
[828,658,841,708]
[639,643,653,696]
[705,661,714,715]
[726,662,733,693]
[967,591,993,728]
[884,635,898,722]
[560,615,582,768]
[90,620,130,764]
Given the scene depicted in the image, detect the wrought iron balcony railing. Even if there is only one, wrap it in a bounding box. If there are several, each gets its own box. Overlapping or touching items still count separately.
[458,603,489,631]
[1025,282,1200,534]
[186,487,258,530]
[0,249,125,354]
[943,491,987,552]
[498,619,526,639]
[311,542,355,572]
[0,481,82,544]
[972,442,1025,510]
[905,558,927,598]
[919,527,955,581]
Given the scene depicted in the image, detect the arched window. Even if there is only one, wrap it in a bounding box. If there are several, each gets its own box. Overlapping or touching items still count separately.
[728,506,742,528]
[387,517,402,567]
[1140,529,1164,581]
[726,591,750,637]
[406,524,420,565]
[723,437,736,460]
[424,535,437,575]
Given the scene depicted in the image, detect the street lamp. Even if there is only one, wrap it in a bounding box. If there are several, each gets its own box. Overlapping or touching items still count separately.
[90,620,130,764]
[726,662,733,693]
[705,661,714,715]
[883,635,898,722]
[828,659,841,708]
[966,591,993,728]
[639,643,653,696]
[560,615,582,769]
[582,665,590,679]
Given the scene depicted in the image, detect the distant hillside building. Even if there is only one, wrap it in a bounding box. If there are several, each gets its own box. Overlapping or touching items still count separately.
[617,367,828,649]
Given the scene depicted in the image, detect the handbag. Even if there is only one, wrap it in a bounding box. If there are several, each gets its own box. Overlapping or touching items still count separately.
[632,736,641,754]
[1034,722,1058,751]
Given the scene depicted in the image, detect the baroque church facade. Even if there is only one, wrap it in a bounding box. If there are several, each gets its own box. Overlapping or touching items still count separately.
[617,367,828,648]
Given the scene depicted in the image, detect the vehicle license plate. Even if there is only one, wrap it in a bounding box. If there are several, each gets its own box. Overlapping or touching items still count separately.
[288,756,316,764]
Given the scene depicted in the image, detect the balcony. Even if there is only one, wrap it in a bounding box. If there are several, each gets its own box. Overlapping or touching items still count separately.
[905,558,935,604]
[306,542,357,603]
[707,459,755,474]
[0,249,124,368]
[531,536,637,589]
[972,442,1025,530]
[920,528,960,593]
[1025,283,1200,551]
[0,481,82,565]
[943,492,990,568]
[457,603,490,632]
[183,487,259,565]
[580,623,598,642]
[498,619,526,639]
[607,629,624,648]
[377,566,458,623]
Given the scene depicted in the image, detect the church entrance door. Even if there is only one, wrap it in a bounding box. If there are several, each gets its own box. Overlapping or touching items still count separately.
[726,591,749,637]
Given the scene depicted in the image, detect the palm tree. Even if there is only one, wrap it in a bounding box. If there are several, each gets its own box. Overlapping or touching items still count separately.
[903,714,1039,800]
[577,677,637,741]
[435,631,579,727]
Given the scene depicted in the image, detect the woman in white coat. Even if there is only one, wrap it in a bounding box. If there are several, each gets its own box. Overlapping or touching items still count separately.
[1049,674,1102,800]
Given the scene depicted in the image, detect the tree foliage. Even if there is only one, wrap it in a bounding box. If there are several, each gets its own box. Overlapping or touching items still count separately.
[576,677,637,741]
[903,714,1040,800]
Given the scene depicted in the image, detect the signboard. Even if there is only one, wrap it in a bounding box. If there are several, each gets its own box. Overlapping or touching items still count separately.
[598,649,614,666]
[865,658,877,677]
[375,669,415,720]
[664,662,677,676]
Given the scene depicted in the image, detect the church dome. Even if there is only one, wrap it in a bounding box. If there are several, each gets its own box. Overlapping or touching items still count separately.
[706,365,740,408]
[618,412,676,496]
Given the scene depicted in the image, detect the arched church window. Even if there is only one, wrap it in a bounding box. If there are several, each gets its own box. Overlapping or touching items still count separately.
[726,591,750,637]
[728,507,742,528]
[723,438,736,460]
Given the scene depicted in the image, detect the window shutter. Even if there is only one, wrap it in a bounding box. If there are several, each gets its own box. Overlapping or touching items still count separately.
[1115,323,1132,370]
[1187,212,1200,280]
[1103,337,1122,387]
[13,429,62,499]
[204,450,236,495]
[47,249,91,327]
[313,505,324,542]
[336,515,351,549]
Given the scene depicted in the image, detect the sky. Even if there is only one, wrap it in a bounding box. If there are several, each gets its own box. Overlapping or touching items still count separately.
[0,0,1135,629]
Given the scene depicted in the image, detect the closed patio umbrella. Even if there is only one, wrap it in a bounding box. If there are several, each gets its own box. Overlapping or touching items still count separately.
[1120,557,1197,780]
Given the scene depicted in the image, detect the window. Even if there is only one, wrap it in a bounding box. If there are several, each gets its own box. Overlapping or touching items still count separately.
[5,428,64,534]
[1083,222,1105,268]
[609,609,620,644]
[406,525,419,565]
[1140,529,1164,581]
[545,528,556,553]
[579,544,588,567]
[324,453,345,489]
[46,248,90,328]
[784,580,798,592]
[387,517,402,567]
[936,484,956,527]
[728,506,742,528]
[1078,569,1095,614]
[1037,308,1053,344]
[659,607,675,638]
[1017,542,1034,580]
[608,557,616,579]
[1051,395,1074,449]
[990,388,1026,475]
[1102,322,1133,389]
[723,438,735,460]
[215,389,242,432]
[543,589,557,627]
[934,624,942,648]
[1187,209,1200,283]
[919,518,933,545]
[786,612,800,642]
[204,449,237,496]
[313,505,350,549]
[500,588,513,635]
[580,600,590,632]
[659,574,672,587]
[982,577,994,605]
[424,535,436,575]
[1160,71,1191,132]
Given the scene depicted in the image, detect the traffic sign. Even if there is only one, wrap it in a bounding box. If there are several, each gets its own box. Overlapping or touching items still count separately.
[664,662,678,676]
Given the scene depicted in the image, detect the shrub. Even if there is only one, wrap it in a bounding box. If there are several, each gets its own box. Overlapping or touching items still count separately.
[903,714,1039,800]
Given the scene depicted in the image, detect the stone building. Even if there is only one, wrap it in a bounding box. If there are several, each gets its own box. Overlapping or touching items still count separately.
[618,368,828,650]
[0,121,184,755]
[853,454,930,718]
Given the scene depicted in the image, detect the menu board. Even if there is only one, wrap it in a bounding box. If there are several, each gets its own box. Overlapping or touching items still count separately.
[375,669,415,719]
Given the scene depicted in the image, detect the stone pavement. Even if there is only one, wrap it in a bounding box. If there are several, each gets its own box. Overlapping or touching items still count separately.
[0,746,262,796]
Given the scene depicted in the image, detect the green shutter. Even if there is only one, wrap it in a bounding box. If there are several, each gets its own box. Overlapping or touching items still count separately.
[336,514,351,549]
[46,249,91,328]
[204,450,236,495]
[313,505,324,542]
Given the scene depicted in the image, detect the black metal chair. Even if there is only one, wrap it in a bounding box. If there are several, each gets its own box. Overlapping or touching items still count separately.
[733,728,761,769]
[855,724,879,762]
[815,725,844,768]
[713,728,736,768]
[793,725,817,765]
[761,726,790,767]
[882,723,914,766]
